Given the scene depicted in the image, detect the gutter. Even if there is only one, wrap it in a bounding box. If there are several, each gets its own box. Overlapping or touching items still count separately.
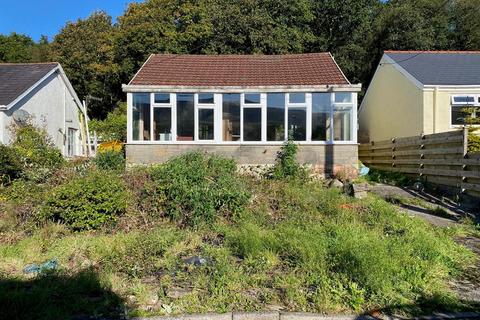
[122,84,363,93]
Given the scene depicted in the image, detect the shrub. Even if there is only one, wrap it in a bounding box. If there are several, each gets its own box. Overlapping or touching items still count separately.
[93,150,125,171]
[270,139,307,180]
[0,145,22,185]
[40,171,127,230]
[10,124,64,182]
[89,103,127,142]
[149,152,251,227]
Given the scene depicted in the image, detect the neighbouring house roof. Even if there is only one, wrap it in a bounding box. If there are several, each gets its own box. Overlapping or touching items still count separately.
[128,53,351,87]
[384,51,480,86]
[0,63,60,107]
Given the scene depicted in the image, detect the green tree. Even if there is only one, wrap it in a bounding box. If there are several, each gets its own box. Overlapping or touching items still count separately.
[0,33,35,62]
[449,0,480,50]
[51,11,120,119]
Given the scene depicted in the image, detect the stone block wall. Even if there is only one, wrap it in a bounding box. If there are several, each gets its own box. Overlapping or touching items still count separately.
[126,143,358,177]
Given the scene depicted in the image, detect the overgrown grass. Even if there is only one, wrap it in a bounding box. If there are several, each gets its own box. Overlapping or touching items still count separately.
[0,173,477,318]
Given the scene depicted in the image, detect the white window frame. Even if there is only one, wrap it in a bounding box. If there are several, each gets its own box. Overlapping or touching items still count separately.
[151,93,174,141]
[127,91,358,145]
[451,94,480,127]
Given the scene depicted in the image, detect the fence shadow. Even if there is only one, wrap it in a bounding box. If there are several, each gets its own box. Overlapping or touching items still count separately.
[0,268,124,320]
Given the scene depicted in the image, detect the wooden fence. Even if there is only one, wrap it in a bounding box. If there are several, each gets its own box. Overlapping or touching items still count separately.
[359,128,480,198]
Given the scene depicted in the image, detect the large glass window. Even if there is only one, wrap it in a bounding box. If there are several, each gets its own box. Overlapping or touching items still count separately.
[223,94,241,141]
[199,109,214,140]
[154,108,172,141]
[312,93,331,141]
[288,108,306,141]
[333,106,352,141]
[132,93,151,141]
[177,93,194,141]
[267,93,285,141]
[243,108,262,141]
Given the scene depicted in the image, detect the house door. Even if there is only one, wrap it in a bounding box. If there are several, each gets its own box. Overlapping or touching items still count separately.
[67,128,77,157]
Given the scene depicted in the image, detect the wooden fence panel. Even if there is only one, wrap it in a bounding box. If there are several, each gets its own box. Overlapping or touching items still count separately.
[360,128,480,198]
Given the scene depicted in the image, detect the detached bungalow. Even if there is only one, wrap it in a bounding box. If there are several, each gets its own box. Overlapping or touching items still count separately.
[122,53,361,173]
[0,63,88,157]
[359,51,480,142]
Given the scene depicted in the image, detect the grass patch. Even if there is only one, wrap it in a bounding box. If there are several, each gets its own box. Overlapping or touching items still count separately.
[0,153,478,318]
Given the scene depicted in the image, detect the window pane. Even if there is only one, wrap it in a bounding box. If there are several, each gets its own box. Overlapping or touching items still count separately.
[335,92,352,103]
[267,93,285,141]
[243,108,262,141]
[154,108,172,141]
[312,93,331,141]
[223,94,241,141]
[154,93,170,104]
[452,106,480,125]
[288,108,306,141]
[198,93,214,104]
[245,93,261,104]
[334,108,352,141]
[199,109,214,140]
[132,93,151,141]
[289,93,305,104]
[453,96,475,104]
[177,94,194,141]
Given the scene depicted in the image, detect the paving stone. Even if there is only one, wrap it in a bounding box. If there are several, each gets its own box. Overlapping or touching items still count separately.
[233,311,279,320]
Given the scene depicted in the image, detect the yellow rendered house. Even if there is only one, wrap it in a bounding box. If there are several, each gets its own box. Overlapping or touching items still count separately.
[359,51,480,142]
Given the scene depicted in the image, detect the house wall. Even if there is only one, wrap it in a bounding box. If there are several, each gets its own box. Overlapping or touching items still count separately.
[359,59,424,142]
[1,71,84,156]
[126,143,358,176]
[423,88,480,134]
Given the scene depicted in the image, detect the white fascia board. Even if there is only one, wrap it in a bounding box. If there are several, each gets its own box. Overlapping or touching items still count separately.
[382,54,425,90]
[122,84,362,93]
[5,66,59,111]
[0,105,6,110]
[56,65,85,116]
[423,85,480,90]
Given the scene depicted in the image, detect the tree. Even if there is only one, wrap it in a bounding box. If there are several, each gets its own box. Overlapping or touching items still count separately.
[0,33,36,62]
[51,11,120,118]
[449,0,480,50]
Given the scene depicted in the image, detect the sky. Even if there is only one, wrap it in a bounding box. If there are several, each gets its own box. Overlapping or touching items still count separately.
[0,0,141,41]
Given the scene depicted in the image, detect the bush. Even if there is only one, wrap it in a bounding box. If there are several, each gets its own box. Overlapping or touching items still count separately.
[149,152,251,227]
[0,145,22,185]
[93,150,125,171]
[89,103,127,142]
[40,171,127,230]
[10,124,64,182]
[270,139,307,180]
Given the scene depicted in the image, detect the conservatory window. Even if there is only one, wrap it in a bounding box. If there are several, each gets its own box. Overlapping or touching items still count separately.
[333,105,352,141]
[267,93,285,141]
[289,93,306,104]
[223,94,241,141]
[312,93,331,141]
[243,108,262,141]
[245,93,261,104]
[153,107,172,141]
[198,108,214,140]
[154,93,170,104]
[176,93,195,141]
[132,93,151,141]
[198,93,215,104]
[288,108,307,141]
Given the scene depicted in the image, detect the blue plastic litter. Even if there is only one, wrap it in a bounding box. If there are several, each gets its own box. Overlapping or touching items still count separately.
[359,164,370,176]
[23,259,58,274]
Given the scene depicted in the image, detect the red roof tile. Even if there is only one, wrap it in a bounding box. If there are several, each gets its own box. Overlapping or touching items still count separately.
[129,53,350,87]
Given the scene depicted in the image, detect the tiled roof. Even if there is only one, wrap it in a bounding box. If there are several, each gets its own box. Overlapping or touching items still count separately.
[0,63,59,106]
[129,53,350,87]
[384,51,480,86]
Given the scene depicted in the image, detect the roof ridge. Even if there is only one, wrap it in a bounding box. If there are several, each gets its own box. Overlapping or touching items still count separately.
[0,62,59,66]
[152,52,331,57]
[385,50,480,54]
